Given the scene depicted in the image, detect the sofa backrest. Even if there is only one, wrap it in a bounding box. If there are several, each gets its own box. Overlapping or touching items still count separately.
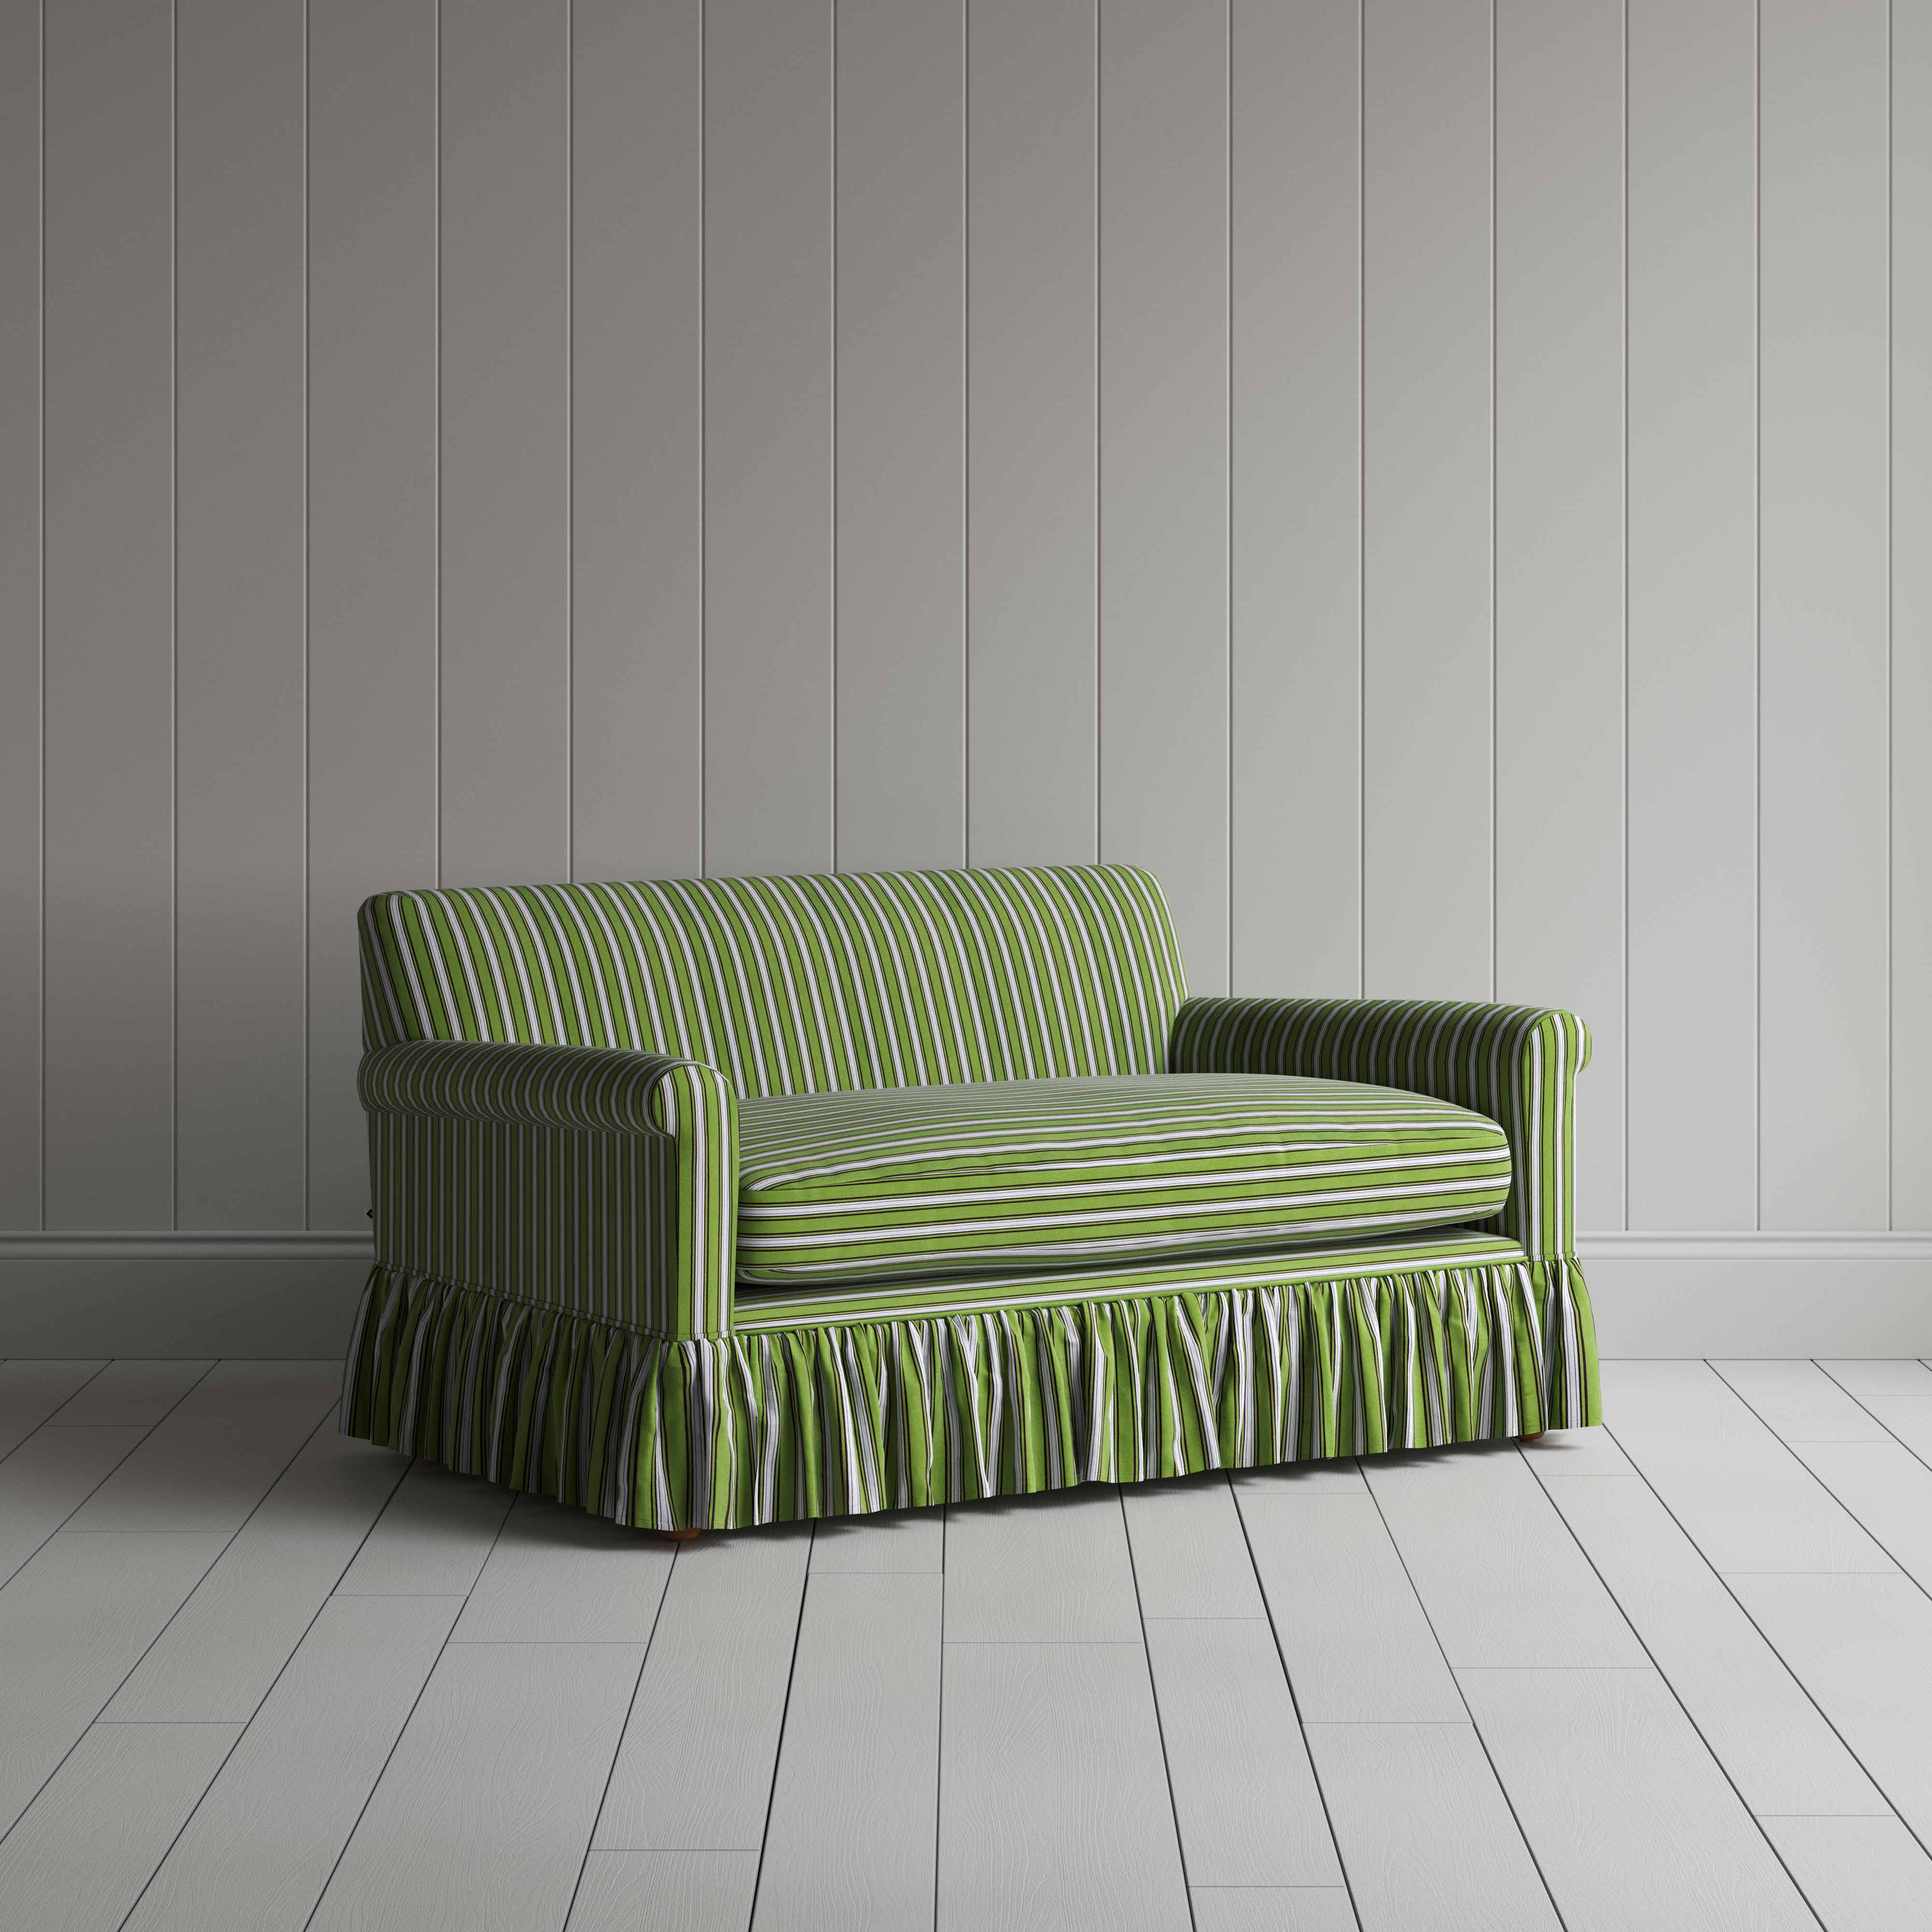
[359,863,1188,1097]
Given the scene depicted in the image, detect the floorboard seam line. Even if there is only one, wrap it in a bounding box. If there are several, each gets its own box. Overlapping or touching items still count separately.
[1228,1472,1367,1932]
[1517,1437,1833,1931]
[562,1534,681,1931]
[1119,1488,1199,1932]
[742,1521,815,1932]
[1597,1415,1932,1872]
[1357,1457,1574,1932]
[294,1475,518,1932]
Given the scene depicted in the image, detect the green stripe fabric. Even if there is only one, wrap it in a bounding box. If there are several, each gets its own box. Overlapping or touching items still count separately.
[734,1073,1511,1283]
[1170,996,1590,1259]
[341,1250,1599,1532]
[359,1037,736,1339]
[359,864,1189,1097]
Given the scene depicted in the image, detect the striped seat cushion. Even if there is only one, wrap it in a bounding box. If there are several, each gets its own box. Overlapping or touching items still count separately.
[734,1073,1512,1285]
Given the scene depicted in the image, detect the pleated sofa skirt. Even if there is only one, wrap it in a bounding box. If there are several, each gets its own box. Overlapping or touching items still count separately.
[340,1232,1599,1534]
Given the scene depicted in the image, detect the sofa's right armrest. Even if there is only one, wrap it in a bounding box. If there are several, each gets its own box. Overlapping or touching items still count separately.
[358,1038,738,1339]
[1171,995,1589,1261]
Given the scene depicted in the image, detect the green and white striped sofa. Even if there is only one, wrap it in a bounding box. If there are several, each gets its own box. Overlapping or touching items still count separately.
[341,863,1599,1533]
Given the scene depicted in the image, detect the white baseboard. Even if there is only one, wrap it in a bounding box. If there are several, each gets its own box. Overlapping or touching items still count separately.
[0,1231,375,1357]
[2,1228,1928,1358]
[1577,1231,1932,1358]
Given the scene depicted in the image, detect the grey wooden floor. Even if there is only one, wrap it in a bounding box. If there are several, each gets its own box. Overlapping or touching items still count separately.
[2,1362,1932,1931]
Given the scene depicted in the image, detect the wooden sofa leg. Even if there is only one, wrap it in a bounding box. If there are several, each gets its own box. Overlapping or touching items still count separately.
[1517,1430,1547,1442]
[658,1527,704,1543]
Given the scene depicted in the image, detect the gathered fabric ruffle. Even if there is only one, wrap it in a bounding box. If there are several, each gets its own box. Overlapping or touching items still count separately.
[341,1256,1600,1532]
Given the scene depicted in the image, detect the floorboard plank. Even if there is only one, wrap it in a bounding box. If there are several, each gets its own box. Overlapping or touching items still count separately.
[310,1641,643,1932]
[1511,1427,1636,1477]
[1859,1395,1932,1462]
[944,1487,1142,1642]
[567,1851,760,1932]
[1363,1446,1648,1667]
[1303,1721,1559,1932]
[753,1572,942,1932]
[107,1425,411,1719]
[1789,1441,1932,1591]
[809,1506,944,1574]
[452,1493,676,1643]
[594,1527,812,1851]
[0,1531,228,1834]
[124,1594,462,1932]
[0,1423,148,1585]
[1144,1618,1342,1887]
[1237,1491,1464,1721]
[1125,1473,1268,1618]
[45,1359,213,1428]
[1458,1666,1817,1931]
[334,1462,516,1596]
[1601,1360,1896,1572]
[63,1361,343,1534]
[938,1640,1192,1932]
[0,1720,239,1931]
[1190,1889,1359,1932]
[1230,1459,1367,1495]
[1536,1472,1883,1814]
[1711,1360,1890,1440]
[1729,1572,1932,1844]
[1818,1361,1932,1396]
[1760,1816,1932,1932]
[0,1361,108,1455]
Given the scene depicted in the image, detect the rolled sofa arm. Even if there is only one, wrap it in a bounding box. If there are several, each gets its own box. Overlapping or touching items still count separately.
[359,1037,739,1339]
[1170,996,1590,1259]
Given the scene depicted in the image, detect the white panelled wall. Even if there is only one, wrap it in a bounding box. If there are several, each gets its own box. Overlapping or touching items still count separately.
[1,0,1928,1354]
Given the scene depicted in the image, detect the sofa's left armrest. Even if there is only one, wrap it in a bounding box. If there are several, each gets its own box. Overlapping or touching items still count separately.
[359,1037,738,1339]
[1171,995,1590,1259]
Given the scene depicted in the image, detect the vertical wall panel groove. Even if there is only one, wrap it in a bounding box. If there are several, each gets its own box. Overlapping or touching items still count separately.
[966,0,1098,870]
[1229,0,1362,1002]
[1098,0,1230,994]
[1493,0,1628,1231]
[570,0,703,885]
[436,0,572,887]
[1625,0,1759,1229]
[306,0,440,1228]
[0,0,43,1225]
[42,0,176,1227]
[702,0,835,880]
[1359,0,1495,1001]
[1757,0,1890,1228]
[174,0,307,1226]
[1894,0,1932,1226]
[833,0,966,876]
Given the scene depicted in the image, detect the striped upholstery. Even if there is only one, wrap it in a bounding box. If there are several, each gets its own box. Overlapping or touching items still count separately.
[345,863,1602,1529]
[359,1037,737,1339]
[1171,997,1590,1259]
[734,1073,1511,1284]
[359,864,1188,1093]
